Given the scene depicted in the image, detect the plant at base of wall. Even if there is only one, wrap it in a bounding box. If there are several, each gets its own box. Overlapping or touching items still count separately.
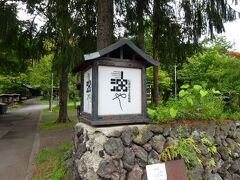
[158,136,202,170]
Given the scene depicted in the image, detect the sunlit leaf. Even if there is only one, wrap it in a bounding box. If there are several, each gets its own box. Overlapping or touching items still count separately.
[179,90,189,97]
[200,90,208,97]
[180,84,190,89]
[170,108,178,118]
[193,85,202,90]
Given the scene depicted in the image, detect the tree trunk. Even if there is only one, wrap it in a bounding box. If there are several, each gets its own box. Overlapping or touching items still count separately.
[73,91,76,109]
[136,1,145,50]
[97,0,113,50]
[58,67,69,123]
[138,28,145,50]
[48,89,52,111]
[152,0,159,107]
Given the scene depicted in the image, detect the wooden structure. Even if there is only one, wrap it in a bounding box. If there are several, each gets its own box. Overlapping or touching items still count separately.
[73,39,159,126]
[0,94,21,104]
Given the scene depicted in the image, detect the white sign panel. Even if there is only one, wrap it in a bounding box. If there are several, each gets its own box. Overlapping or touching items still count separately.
[98,66,142,116]
[146,163,167,180]
[83,68,92,114]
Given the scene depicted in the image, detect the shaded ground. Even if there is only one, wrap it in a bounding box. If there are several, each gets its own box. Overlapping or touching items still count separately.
[32,101,77,180]
[39,128,73,150]
[0,99,76,180]
[0,99,48,180]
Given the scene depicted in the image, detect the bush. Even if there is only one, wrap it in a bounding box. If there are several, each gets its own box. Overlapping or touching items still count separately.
[148,85,225,122]
[178,48,240,112]
[224,111,240,121]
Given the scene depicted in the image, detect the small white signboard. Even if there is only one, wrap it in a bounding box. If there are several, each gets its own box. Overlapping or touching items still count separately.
[146,163,167,180]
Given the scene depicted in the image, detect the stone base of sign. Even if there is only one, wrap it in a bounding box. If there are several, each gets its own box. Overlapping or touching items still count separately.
[72,121,240,180]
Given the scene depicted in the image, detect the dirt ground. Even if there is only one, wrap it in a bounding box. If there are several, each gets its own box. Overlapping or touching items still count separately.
[39,128,74,150]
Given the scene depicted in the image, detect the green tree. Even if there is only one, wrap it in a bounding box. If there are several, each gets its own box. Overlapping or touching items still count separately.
[146,67,172,100]
[151,0,239,105]
[25,0,96,123]
[116,0,150,50]
[179,47,240,111]
[26,54,55,110]
[27,55,53,93]
[0,1,43,75]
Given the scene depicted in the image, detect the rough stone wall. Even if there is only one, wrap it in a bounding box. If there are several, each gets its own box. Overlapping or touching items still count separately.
[73,122,240,180]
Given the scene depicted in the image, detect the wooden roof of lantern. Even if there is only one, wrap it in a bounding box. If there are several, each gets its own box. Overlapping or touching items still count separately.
[73,39,159,73]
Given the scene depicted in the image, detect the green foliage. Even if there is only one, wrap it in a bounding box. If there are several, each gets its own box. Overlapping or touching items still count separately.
[200,135,217,155]
[159,136,202,169]
[36,98,51,105]
[0,2,47,75]
[179,48,240,112]
[159,135,218,171]
[201,37,233,54]
[0,74,30,95]
[146,67,172,96]
[169,108,178,118]
[26,55,53,92]
[148,85,225,122]
[227,111,240,121]
[158,146,178,161]
[0,54,55,96]
[147,108,156,120]
[40,102,78,131]
[207,158,216,168]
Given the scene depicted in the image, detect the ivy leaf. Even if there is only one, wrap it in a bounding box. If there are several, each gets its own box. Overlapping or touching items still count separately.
[170,108,178,118]
[200,90,208,97]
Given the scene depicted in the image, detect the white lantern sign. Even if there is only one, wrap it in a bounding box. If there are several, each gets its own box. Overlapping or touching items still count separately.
[98,66,142,116]
[83,68,92,114]
[74,39,159,126]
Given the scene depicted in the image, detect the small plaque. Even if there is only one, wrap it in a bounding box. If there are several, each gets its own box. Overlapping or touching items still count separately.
[146,163,167,180]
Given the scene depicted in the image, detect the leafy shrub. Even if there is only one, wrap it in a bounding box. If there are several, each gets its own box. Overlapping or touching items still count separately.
[225,111,240,121]
[178,48,240,112]
[147,85,225,122]
[159,136,202,169]
[146,67,172,98]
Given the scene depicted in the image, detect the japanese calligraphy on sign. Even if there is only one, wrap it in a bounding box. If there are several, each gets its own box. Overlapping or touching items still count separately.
[98,66,142,116]
[110,71,131,110]
[83,68,92,114]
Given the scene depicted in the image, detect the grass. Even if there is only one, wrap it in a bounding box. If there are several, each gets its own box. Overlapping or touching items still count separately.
[34,99,77,179]
[39,101,79,131]
[36,98,50,105]
[33,143,73,180]
[37,99,78,131]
